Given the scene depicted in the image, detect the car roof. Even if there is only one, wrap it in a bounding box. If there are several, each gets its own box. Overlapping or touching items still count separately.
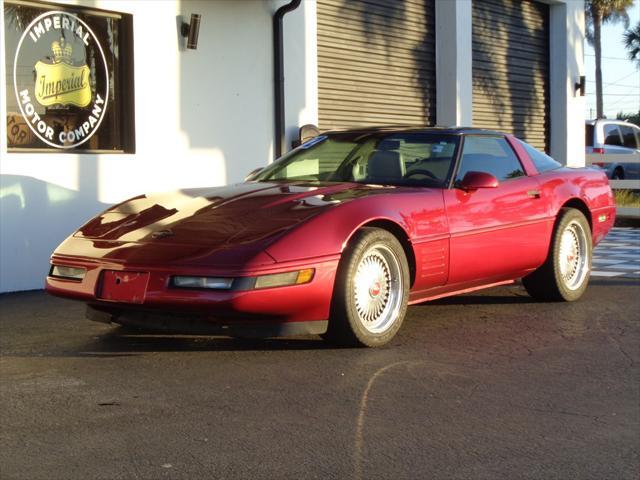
[586,118,637,127]
[323,125,508,136]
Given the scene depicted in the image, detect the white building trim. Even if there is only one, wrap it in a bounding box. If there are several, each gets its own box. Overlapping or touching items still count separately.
[284,0,319,153]
[435,0,473,127]
[548,0,586,167]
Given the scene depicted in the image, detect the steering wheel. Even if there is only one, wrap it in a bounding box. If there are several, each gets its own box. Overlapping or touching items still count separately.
[404,169,438,180]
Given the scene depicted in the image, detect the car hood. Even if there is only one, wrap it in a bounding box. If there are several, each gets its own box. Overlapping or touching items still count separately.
[61,182,400,267]
[76,181,397,243]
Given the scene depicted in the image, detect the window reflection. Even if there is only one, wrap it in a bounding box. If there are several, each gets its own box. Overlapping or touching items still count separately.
[4,1,134,152]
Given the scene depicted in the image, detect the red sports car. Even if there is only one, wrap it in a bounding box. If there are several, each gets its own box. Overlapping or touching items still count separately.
[46,127,615,347]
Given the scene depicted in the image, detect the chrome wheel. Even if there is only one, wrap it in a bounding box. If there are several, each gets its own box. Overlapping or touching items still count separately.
[522,208,592,302]
[353,244,403,334]
[558,220,589,291]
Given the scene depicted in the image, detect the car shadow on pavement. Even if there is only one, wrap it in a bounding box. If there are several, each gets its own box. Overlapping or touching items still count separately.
[59,326,336,357]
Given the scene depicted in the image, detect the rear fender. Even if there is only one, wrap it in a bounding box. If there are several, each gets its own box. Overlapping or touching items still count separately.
[536,169,614,245]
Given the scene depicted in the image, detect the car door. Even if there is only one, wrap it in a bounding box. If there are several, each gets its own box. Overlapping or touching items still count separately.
[619,125,640,178]
[442,135,550,286]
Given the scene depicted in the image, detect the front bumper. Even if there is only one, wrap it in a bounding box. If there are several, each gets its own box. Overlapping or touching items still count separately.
[46,254,340,327]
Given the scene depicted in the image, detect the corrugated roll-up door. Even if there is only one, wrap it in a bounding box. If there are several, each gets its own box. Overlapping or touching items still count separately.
[317,0,436,130]
[472,0,550,152]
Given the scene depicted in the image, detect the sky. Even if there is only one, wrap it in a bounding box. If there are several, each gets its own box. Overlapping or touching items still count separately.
[584,0,640,119]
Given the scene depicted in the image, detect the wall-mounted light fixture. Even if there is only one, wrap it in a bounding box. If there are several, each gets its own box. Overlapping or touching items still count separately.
[181,14,201,50]
[574,75,586,97]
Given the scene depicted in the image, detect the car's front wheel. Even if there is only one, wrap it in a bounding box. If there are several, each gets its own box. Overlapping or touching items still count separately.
[522,208,592,301]
[324,228,410,347]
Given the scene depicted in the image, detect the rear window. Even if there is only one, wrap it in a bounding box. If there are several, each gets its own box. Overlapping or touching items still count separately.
[519,140,562,173]
[585,124,594,147]
[619,125,638,149]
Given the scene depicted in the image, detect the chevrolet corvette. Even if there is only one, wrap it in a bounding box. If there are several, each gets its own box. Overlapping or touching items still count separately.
[46,127,615,347]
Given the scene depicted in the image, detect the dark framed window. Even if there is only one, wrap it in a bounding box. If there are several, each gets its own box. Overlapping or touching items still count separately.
[455,136,525,182]
[619,125,638,150]
[603,125,623,147]
[4,0,134,153]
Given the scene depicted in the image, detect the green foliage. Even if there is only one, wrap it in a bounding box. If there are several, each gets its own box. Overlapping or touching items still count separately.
[614,190,640,208]
[585,0,633,46]
[616,111,640,126]
[586,0,635,119]
[623,21,640,68]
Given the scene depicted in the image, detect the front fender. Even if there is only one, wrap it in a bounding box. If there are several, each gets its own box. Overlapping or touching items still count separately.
[265,189,448,263]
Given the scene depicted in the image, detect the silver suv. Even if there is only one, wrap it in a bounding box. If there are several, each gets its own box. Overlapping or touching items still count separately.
[586,119,640,180]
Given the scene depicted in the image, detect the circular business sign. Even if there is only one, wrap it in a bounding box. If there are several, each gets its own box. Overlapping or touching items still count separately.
[13,11,109,149]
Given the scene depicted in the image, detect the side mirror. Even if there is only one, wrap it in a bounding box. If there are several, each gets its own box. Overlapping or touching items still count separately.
[292,124,321,149]
[245,167,263,181]
[299,124,321,144]
[458,171,499,191]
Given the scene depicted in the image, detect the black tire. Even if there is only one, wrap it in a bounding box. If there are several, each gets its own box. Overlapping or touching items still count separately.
[522,208,592,302]
[323,227,410,347]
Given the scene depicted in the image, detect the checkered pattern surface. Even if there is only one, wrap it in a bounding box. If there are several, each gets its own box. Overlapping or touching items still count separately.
[592,228,640,279]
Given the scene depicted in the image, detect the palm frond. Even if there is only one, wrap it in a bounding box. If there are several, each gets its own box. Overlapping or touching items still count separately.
[623,22,640,67]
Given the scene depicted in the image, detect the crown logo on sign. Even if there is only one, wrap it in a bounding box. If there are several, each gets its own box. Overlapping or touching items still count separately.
[51,38,72,64]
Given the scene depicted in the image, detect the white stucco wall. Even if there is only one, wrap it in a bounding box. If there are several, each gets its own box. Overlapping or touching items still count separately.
[0,0,316,292]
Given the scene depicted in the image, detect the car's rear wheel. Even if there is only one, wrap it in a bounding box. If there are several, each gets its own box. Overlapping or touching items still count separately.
[612,168,624,180]
[324,228,409,347]
[522,208,592,302]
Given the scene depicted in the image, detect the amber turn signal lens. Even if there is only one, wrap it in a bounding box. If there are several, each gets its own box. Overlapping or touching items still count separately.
[254,269,315,289]
[295,268,315,284]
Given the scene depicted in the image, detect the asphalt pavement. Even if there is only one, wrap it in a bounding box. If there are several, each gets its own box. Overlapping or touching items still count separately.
[1,275,638,480]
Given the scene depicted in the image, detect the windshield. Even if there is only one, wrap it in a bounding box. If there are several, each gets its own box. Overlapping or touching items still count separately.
[253,132,461,188]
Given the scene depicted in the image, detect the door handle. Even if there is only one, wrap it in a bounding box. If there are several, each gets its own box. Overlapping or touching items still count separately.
[527,190,541,199]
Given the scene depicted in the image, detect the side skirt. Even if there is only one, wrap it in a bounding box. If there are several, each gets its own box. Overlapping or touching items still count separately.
[408,279,516,305]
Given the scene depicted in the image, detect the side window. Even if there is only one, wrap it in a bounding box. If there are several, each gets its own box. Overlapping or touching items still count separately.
[351,134,459,186]
[519,140,562,173]
[619,126,638,149]
[603,125,623,146]
[456,136,525,182]
[399,138,456,182]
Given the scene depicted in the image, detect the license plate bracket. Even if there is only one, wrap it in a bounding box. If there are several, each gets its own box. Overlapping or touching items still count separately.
[99,271,149,304]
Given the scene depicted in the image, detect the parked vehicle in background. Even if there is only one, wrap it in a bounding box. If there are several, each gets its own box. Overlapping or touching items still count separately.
[586,119,640,179]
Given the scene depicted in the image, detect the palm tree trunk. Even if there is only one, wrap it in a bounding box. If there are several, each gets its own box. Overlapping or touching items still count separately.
[594,12,604,118]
